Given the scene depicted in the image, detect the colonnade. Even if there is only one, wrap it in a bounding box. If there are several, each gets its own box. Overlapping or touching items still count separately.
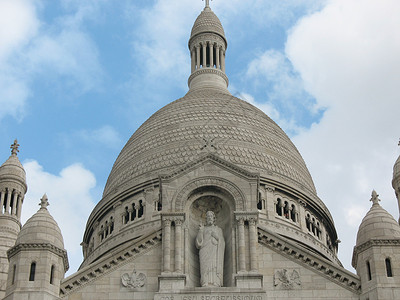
[191,42,225,73]
[0,188,23,218]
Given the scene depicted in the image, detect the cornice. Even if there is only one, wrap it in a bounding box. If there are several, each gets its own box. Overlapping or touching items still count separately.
[258,227,361,294]
[8,243,69,272]
[60,229,162,297]
[352,238,400,268]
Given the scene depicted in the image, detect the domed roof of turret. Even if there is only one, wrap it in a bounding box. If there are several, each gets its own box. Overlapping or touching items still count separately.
[356,190,400,246]
[0,140,26,184]
[190,5,226,42]
[16,194,65,250]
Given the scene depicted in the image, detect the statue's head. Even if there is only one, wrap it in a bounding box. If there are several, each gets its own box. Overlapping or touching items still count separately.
[206,211,216,225]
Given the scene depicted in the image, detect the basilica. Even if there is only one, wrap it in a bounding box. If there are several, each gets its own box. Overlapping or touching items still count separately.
[1,3,400,300]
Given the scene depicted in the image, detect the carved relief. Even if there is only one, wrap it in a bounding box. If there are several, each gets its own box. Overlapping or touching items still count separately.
[121,269,146,289]
[273,269,301,290]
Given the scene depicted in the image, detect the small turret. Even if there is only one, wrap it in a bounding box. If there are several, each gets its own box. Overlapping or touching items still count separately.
[352,191,400,299]
[4,194,68,300]
[188,1,229,92]
[0,140,27,299]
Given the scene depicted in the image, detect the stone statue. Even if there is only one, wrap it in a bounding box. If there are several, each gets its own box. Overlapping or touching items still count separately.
[196,211,225,287]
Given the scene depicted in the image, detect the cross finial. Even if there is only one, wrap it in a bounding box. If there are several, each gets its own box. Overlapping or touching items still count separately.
[10,139,19,156]
[39,193,50,210]
[370,190,381,206]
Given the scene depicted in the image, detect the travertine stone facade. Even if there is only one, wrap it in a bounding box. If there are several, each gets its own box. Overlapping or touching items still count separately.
[2,2,400,300]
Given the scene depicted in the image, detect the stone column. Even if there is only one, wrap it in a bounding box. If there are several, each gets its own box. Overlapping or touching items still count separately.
[237,217,246,272]
[174,219,183,273]
[5,189,12,214]
[215,45,220,69]
[202,43,207,67]
[196,45,201,69]
[0,190,5,214]
[220,48,225,72]
[191,48,196,72]
[11,192,18,216]
[163,219,172,272]
[209,43,214,67]
[249,218,258,272]
[184,226,189,274]
[17,195,23,218]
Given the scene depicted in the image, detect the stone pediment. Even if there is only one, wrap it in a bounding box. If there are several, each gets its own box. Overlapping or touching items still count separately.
[59,230,162,297]
[160,153,259,182]
[258,226,361,294]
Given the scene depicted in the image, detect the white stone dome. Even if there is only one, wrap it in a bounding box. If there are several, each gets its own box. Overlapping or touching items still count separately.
[0,155,26,184]
[16,201,65,250]
[190,6,226,43]
[356,193,400,246]
[103,89,317,198]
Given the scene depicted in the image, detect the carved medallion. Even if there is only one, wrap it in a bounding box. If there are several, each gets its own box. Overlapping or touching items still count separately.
[121,269,146,289]
[273,269,301,290]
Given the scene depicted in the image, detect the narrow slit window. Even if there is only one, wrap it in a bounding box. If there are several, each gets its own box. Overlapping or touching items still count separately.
[385,258,393,277]
[366,261,372,281]
[29,262,36,281]
[50,265,55,284]
[12,264,16,285]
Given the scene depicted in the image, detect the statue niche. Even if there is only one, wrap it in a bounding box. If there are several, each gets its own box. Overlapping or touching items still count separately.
[196,211,225,287]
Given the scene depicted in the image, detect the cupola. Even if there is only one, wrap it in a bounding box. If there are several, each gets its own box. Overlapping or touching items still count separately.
[188,0,229,91]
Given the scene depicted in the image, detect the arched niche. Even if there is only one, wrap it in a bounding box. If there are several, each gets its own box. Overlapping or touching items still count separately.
[184,185,235,287]
[173,177,245,212]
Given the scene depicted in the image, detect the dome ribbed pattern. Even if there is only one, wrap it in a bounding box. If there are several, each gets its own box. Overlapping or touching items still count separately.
[16,208,65,250]
[190,8,225,40]
[356,203,400,246]
[103,89,316,197]
[0,155,26,182]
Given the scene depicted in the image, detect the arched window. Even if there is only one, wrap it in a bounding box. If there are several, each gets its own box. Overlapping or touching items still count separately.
[109,217,114,234]
[50,265,55,284]
[283,201,289,219]
[138,200,144,218]
[366,261,372,281]
[29,262,36,281]
[276,198,282,216]
[131,203,137,221]
[291,204,297,222]
[385,258,393,277]
[257,192,262,210]
[124,207,129,224]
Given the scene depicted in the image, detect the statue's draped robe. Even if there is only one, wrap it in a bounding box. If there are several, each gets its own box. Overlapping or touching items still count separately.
[196,224,225,287]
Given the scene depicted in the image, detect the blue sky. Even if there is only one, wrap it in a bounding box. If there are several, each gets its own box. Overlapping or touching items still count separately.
[1,0,399,276]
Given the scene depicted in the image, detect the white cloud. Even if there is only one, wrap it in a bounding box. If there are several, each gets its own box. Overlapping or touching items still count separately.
[0,0,39,60]
[23,160,96,275]
[285,0,400,270]
[0,1,103,122]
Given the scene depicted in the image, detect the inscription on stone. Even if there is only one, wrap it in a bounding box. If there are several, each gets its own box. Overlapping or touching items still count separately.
[156,294,265,300]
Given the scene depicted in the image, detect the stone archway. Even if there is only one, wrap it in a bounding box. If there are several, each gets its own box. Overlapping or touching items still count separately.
[173,176,245,212]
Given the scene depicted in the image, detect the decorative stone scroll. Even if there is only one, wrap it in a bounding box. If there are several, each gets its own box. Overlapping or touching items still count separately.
[273,269,301,290]
[121,269,146,289]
